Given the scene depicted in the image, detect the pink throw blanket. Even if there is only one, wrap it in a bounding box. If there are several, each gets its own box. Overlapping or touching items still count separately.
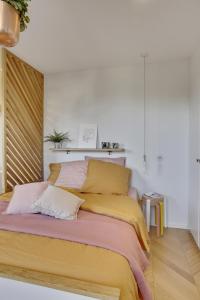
[0,201,152,300]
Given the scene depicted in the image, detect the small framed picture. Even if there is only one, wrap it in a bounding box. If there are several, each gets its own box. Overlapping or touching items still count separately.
[78,123,97,148]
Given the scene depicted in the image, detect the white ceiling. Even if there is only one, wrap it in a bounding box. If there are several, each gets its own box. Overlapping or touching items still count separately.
[8,0,200,74]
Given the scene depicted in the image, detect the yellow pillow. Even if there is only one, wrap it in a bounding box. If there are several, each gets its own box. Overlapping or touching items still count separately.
[81,160,131,195]
[48,163,61,184]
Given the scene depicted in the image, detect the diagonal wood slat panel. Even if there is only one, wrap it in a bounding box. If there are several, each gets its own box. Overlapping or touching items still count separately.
[2,49,44,192]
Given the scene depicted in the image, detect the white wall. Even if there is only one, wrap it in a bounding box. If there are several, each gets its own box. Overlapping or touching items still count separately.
[44,59,189,228]
[189,46,200,245]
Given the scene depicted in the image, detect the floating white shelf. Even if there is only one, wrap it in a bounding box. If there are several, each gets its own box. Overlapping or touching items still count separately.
[50,148,125,155]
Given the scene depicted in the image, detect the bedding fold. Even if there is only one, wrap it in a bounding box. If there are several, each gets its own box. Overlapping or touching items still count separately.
[67,190,150,253]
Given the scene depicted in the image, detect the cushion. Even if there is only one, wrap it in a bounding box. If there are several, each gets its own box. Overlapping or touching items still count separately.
[32,185,85,220]
[48,163,61,184]
[55,161,88,189]
[85,156,126,166]
[81,160,131,195]
[5,181,49,214]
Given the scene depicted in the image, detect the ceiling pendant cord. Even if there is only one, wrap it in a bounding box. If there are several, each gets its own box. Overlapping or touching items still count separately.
[141,53,148,170]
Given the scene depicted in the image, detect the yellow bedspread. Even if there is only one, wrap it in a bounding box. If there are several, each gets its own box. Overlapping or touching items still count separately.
[70,191,150,252]
[0,192,150,300]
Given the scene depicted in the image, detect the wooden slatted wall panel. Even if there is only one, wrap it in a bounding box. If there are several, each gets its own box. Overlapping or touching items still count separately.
[3,50,44,192]
[0,49,5,193]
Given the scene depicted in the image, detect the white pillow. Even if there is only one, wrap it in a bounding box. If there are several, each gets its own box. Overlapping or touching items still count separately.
[32,185,85,220]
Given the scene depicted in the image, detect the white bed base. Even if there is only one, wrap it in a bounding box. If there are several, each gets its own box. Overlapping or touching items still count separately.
[0,277,96,300]
[0,264,120,300]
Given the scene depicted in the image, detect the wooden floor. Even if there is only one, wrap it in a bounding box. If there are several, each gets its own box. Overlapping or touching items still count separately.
[150,227,200,300]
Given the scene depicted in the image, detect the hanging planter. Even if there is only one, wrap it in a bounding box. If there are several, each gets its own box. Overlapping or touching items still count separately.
[0,0,30,47]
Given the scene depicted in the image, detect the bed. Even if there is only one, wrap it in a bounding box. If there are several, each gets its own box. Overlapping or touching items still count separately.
[0,194,149,300]
[0,158,152,300]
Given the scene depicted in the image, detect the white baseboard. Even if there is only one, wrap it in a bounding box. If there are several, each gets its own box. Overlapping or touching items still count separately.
[167,223,188,229]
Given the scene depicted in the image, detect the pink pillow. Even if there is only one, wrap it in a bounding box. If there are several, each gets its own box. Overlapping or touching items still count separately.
[85,156,126,167]
[128,187,139,201]
[55,160,88,189]
[5,181,49,215]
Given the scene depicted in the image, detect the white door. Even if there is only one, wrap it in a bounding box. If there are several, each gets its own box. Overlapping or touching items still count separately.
[197,157,200,247]
[197,87,200,248]
[189,54,200,247]
[195,64,200,247]
[189,99,199,245]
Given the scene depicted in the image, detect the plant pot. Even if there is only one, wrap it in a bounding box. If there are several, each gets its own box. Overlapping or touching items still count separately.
[54,142,62,149]
[0,1,20,47]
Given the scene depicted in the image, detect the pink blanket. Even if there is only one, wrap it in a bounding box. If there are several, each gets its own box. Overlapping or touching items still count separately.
[0,201,152,300]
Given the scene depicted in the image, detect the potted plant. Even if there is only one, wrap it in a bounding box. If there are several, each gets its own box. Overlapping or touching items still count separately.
[44,130,71,149]
[0,0,31,47]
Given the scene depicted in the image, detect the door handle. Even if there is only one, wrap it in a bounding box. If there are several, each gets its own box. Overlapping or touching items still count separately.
[196,159,200,163]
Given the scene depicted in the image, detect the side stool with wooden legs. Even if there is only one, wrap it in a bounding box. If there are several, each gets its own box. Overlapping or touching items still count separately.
[141,194,165,237]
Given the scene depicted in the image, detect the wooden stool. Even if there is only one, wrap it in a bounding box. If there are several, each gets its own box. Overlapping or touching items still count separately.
[142,194,164,237]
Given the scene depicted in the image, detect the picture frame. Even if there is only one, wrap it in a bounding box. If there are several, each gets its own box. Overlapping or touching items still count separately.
[78,123,97,148]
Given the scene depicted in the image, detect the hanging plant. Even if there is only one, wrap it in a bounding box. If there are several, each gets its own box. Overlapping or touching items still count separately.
[2,0,31,32]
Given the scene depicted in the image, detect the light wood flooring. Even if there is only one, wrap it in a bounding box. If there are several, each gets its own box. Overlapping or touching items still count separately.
[149,227,200,300]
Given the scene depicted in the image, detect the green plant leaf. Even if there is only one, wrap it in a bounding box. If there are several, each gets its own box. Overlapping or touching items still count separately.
[44,130,71,143]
